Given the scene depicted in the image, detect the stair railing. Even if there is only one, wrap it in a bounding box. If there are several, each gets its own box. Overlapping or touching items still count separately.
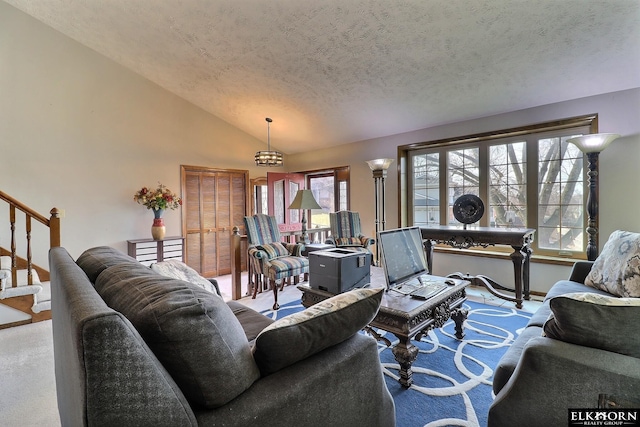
[0,191,60,289]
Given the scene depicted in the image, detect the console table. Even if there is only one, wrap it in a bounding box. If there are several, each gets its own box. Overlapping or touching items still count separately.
[127,236,184,267]
[420,226,535,309]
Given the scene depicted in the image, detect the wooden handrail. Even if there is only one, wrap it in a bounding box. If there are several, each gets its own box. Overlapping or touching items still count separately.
[1,191,61,290]
[0,191,50,226]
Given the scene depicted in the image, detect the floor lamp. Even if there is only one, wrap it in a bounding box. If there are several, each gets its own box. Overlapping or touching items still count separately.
[567,133,620,261]
[366,158,394,265]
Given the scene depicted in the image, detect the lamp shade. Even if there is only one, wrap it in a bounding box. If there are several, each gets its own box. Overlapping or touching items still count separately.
[255,150,284,166]
[366,158,394,171]
[567,133,620,153]
[288,189,321,210]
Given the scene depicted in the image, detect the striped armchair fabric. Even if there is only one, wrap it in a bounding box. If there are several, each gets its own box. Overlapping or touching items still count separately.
[326,211,374,252]
[244,214,308,310]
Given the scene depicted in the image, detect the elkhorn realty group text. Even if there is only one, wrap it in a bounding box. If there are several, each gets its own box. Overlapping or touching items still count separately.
[569,409,639,426]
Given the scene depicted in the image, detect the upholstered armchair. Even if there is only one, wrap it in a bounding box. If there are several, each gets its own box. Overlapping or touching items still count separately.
[326,211,375,253]
[244,214,309,310]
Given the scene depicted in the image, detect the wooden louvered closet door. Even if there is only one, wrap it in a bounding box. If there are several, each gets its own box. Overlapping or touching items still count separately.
[181,166,248,277]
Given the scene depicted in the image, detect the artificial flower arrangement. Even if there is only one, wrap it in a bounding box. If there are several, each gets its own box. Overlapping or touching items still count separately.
[133,183,182,211]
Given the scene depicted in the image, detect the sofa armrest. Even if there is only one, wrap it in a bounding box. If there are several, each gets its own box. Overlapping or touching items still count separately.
[488,336,640,427]
[568,260,593,284]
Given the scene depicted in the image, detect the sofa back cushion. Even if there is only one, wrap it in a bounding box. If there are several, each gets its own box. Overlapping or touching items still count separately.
[95,264,260,408]
[77,246,146,283]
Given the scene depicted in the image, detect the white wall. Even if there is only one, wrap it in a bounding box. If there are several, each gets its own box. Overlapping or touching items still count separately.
[0,2,279,264]
[288,88,640,293]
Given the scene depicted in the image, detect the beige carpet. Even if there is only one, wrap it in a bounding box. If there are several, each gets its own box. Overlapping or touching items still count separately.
[0,320,60,427]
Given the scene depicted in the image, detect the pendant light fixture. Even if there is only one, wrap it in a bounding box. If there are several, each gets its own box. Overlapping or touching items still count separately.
[255,117,284,167]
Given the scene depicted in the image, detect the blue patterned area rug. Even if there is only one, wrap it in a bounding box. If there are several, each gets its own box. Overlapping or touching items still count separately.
[261,299,532,427]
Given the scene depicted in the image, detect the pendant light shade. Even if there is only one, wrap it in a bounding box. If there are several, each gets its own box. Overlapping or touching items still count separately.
[255,117,284,167]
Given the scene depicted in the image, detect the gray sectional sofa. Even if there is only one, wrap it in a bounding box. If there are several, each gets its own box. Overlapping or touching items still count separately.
[489,259,640,426]
[50,246,396,427]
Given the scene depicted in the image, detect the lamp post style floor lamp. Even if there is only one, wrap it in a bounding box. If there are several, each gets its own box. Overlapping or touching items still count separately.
[567,133,620,261]
[366,158,394,266]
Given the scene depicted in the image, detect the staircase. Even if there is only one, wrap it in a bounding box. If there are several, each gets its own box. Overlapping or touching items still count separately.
[0,191,61,329]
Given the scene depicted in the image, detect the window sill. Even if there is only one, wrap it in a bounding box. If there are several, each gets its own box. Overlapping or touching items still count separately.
[433,246,580,266]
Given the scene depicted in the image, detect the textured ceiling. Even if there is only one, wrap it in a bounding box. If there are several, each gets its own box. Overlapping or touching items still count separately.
[4,0,640,153]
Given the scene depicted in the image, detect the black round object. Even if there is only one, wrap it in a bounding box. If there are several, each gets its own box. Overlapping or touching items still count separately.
[452,194,484,224]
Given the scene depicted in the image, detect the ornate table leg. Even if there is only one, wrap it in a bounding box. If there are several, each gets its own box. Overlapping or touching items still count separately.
[451,308,468,339]
[523,246,532,300]
[509,246,525,309]
[392,335,419,388]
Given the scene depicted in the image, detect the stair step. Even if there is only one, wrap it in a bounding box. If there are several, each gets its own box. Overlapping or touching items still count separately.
[33,281,50,313]
[0,303,31,328]
[1,269,50,315]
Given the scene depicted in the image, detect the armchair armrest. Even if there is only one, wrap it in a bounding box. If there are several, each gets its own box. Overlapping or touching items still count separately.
[568,261,593,284]
[358,235,375,248]
[284,242,305,257]
[325,236,336,246]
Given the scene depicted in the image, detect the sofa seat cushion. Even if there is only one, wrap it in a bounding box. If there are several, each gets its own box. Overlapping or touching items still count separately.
[227,301,274,342]
[492,325,543,395]
[253,287,383,376]
[76,246,146,282]
[265,256,309,281]
[94,264,260,408]
[543,292,640,358]
[585,230,640,297]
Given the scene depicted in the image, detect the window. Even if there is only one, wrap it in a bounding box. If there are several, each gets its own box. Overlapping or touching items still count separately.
[307,166,350,229]
[402,115,596,258]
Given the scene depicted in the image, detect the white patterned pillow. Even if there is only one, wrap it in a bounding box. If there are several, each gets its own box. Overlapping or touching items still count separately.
[584,230,640,297]
[150,260,219,297]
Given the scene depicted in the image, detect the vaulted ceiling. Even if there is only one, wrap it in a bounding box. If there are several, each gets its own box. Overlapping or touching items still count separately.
[4,0,639,153]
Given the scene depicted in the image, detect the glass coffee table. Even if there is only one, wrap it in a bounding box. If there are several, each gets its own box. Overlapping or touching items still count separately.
[298,268,470,388]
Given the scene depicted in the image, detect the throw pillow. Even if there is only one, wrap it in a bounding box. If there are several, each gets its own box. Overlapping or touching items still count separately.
[150,259,219,296]
[253,287,383,376]
[95,263,260,408]
[256,242,289,259]
[543,292,640,358]
[584,230,640,297]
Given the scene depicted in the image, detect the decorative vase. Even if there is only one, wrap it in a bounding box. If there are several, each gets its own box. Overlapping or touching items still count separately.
[151,208,165,241]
